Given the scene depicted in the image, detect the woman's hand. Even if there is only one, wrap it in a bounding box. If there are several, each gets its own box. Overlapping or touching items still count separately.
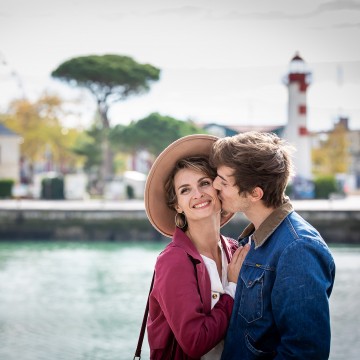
[227,244,250,283]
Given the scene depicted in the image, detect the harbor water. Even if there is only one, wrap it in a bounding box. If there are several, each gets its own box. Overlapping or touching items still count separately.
[0,241,359,360]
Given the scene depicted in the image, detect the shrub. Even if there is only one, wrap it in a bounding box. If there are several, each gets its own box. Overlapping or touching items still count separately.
[41,176,65,199]
[314,175,338,199]
[126,185,135,199]
[0,179,14,198]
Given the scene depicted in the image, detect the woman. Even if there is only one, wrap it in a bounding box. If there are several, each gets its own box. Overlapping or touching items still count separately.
[144,134,250,359]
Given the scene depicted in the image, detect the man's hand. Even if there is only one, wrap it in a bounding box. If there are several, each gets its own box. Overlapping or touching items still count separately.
[227,244,250,283]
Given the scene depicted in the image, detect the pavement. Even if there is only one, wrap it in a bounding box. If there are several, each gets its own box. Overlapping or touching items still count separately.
[0,199,146,211]
[0,196,359,211]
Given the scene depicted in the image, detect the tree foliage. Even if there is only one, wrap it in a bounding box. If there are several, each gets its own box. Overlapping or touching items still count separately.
[2,95,82,172]
[72,125,103,171]
[51,54,161,128]
[312,121,349,176]
[110,112,206,156]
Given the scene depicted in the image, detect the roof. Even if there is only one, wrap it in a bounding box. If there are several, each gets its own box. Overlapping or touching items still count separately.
[225,124,284,134]
[0,123,20,137]
[291,52,304,62]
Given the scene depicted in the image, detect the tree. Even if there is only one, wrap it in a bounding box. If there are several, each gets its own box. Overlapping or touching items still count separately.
[72,125,103,172]
[312,121,349,176]
[51,54,161,188]
[2,95,82,177]
[110,112,206,157]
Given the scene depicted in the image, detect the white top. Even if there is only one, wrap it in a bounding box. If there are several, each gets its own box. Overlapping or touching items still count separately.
[200,241,237,360]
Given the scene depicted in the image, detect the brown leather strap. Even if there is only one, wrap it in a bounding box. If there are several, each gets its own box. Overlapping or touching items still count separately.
[134,271,155,359]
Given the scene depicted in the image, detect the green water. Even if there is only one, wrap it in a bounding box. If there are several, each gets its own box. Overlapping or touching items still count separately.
[0,241,358,360]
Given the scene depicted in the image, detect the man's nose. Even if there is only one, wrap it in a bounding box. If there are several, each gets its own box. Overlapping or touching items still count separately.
[213,176,221,190]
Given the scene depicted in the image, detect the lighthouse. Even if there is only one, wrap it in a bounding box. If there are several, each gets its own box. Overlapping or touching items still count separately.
[283,53,313,181]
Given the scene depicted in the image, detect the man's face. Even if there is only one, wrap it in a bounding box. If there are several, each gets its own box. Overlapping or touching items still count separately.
[213,165,251,214]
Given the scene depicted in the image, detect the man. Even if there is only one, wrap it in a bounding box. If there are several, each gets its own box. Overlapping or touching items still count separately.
[210,131,335,360]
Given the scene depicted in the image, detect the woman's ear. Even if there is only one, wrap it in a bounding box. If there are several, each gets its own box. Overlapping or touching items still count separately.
[175,204,182,213]
[250,187,264,202]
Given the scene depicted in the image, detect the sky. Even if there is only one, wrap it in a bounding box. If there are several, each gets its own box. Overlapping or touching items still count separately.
[0,0,360,131]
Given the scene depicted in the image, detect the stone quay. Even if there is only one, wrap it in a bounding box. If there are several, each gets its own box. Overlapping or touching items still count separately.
[0,197,359,243]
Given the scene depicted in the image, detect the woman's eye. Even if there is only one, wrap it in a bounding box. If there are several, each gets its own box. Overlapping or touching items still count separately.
[200,180,211,187]
[180,188,189,194]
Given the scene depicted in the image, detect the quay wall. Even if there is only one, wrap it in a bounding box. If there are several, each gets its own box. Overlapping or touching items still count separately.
[0,208,359,244]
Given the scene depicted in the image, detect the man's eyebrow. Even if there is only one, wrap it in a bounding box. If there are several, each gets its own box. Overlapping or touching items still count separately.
[216,173,227,182]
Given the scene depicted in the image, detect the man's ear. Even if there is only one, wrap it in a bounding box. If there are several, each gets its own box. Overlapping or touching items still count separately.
[250,187,264,202]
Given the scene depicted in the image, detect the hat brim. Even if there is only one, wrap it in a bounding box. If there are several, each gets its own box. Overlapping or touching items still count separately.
[145,134,235,237]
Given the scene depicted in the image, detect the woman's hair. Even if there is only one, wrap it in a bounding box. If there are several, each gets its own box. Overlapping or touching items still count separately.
[210,131,295,208]
[165,156,217,211]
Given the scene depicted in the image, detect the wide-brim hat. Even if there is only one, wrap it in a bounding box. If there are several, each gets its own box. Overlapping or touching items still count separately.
[144,134,235,237]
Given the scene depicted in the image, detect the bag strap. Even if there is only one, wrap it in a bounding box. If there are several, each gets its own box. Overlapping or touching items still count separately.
[133,271,155,360]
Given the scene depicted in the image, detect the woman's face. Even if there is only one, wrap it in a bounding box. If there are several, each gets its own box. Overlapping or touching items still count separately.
[173,168,221,222]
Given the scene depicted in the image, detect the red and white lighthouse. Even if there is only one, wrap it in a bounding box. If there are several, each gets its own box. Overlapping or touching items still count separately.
[283,53,313,180]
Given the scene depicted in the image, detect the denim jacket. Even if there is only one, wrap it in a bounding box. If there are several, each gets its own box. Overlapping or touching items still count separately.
[221,202,336,360]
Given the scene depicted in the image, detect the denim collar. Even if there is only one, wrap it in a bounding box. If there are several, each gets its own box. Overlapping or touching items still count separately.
[238,200,294,249]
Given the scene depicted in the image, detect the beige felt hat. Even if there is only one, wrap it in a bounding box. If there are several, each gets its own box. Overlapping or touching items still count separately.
[144,134,234,237]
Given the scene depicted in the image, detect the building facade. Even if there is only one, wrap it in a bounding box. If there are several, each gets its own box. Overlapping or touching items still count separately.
[0,124,21,182]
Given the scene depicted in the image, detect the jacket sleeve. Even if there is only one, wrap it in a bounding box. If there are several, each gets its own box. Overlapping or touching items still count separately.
[271,238,335,359]
[152,247,234,358]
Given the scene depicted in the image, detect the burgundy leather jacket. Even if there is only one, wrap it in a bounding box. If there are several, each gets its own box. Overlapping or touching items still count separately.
[147,227,238,359]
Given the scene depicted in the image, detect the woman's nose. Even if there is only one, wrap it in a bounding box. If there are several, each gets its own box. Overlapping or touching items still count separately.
[193,187,204,198]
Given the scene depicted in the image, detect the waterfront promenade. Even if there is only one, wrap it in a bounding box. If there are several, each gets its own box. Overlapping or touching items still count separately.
[1,196,359,242]
[1,195,360,211]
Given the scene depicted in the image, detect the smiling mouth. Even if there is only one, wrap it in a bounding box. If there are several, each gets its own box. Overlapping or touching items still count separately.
[193,201,211,209]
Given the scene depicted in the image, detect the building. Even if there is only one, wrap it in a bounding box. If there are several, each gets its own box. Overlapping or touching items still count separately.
[348,128,360,190]
[312,117,360,193]
[203,123,284,138]
[282,53,313,180]
[0,123,21,182]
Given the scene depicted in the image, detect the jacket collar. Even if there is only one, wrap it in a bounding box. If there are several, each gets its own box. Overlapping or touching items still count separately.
[239,200,294,249]
[173,227,203,262]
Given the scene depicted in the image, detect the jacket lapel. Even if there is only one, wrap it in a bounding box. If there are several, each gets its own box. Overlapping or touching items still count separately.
[173,228,212,313]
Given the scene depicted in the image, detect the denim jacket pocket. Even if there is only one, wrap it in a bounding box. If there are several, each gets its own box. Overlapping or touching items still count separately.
[239,267,264,323]
[245,332,276,358]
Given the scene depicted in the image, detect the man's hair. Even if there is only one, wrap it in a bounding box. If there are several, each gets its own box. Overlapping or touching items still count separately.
[210,131,295,208]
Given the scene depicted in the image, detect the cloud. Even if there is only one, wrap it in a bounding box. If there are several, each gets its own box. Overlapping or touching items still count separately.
[331,22,360,28]
[213,0,360,21]
[84,1,360,23]
[98,6,210,21]
[316,0,360,12]
[150,6,208,17]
